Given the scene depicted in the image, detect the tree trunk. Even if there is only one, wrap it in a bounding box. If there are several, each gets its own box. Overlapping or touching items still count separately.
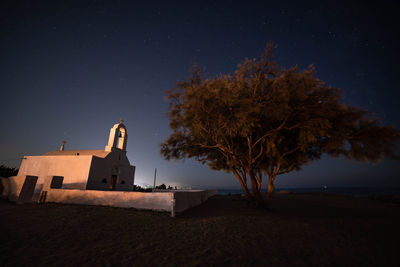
[266,175,276,203]
[232,169,251,199]
[240,183,252,201]
[249,173,266,208]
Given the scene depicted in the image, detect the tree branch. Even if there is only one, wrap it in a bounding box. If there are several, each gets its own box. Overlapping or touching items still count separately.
[252,115,289,149]
[280,146,302,159]
[277,163,295,175]
[253,144,264,163]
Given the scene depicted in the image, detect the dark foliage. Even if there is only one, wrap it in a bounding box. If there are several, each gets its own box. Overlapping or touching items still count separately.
[156,184,167,190]
[132,184,152,192]
[0,165,18,178]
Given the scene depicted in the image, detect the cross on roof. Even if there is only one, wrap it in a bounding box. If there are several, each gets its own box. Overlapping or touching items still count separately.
[60,140,67,151]
[120,118,124,124]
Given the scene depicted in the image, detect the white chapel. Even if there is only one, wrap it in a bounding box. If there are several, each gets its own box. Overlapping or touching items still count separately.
[14,121,135,201]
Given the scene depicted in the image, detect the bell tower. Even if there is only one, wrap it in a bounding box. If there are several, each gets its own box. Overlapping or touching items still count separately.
[105,119,128,152]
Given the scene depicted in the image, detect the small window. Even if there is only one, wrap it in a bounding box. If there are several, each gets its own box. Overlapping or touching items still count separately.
[50,176,63,188]
[121,180,125,184]
[102,178,107,183]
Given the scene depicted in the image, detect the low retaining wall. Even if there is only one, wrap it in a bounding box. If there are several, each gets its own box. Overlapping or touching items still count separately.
[44,189,217,216]
[174,190,217,212]
[4,175,217,216]
[46,189,174,211]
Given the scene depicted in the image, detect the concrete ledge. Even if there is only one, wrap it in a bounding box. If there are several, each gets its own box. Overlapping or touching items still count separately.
[46,189,174,211]
[44,189,217,216]
[5,179,217,216]
[173,190,217,212]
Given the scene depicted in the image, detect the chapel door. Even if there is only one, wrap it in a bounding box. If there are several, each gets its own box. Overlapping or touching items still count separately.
[17,175,38,204]
[110,175,117,190]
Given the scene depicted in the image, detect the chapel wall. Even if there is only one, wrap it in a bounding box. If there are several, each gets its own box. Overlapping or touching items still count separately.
[17,155,93,196]
[85,156,110,191]
[3,176,25,201]
[86,151,134,191]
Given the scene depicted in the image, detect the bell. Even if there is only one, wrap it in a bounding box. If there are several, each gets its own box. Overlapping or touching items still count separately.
[118,132,122,138]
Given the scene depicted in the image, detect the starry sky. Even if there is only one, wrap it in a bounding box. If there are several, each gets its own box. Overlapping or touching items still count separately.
[1,0,399,189]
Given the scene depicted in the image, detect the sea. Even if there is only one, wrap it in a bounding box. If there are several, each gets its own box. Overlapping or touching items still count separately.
[217,187,400,197]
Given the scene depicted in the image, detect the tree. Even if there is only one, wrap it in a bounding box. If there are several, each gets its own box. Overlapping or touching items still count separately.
[0,165,18,178]
[156,184,167,190]
[160,43,400,206]
[133,184,152,192]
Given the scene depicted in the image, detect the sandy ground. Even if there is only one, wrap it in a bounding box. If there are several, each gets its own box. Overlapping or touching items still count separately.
[0,193,399,266]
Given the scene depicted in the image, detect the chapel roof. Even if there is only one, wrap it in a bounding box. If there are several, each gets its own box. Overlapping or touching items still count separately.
[45,150,110,158]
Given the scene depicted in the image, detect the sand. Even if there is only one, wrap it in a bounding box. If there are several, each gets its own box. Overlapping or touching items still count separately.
[0,193,399,266]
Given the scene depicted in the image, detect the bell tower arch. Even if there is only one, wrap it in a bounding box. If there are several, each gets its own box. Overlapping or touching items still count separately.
[105,119,128,152]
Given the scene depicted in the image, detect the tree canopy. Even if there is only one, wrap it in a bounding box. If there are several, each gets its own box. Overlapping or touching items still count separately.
[0,165,18,178]
[161,43,400,206]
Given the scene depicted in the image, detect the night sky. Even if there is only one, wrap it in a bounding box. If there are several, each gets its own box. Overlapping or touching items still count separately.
[1,0,399,189]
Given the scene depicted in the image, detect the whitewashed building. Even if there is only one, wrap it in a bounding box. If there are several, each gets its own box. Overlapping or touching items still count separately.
[10,121,135,202]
